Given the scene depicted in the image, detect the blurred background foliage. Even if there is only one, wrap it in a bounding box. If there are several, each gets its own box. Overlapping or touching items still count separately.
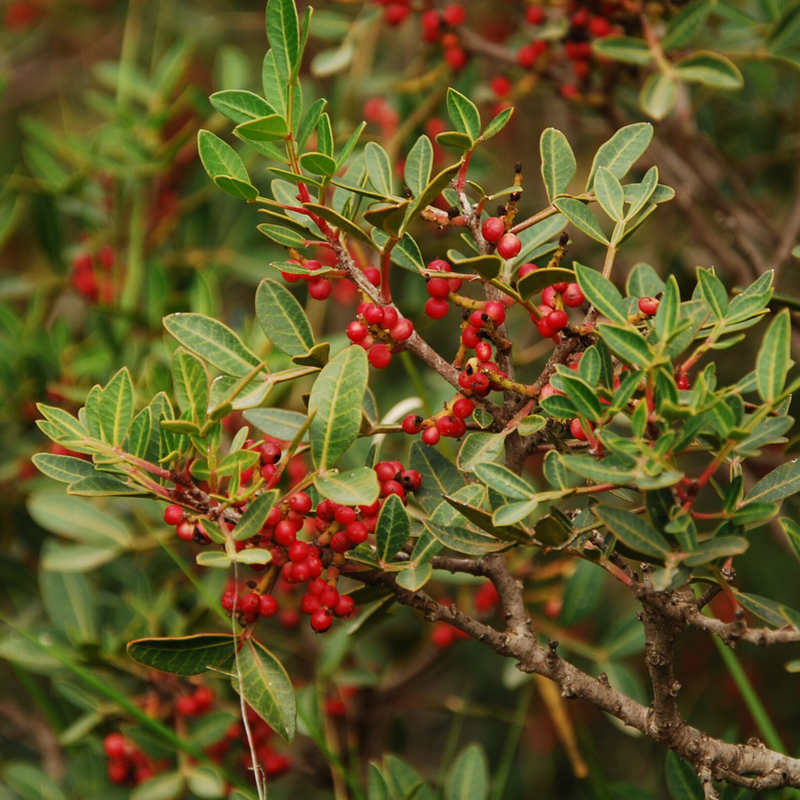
[2,0,800,798]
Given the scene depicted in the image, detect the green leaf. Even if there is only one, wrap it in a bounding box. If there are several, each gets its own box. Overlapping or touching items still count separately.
[266,0,300,81]
[197,130,254,194]
[594,167,625,221]
[404,160,463,228]
[655,275,681,342]
[234,548,274,565]
[436,131,474,150]
[457,432,507,472]
[540,393,577,419]
[2,763,68,800]
[594,505,673,559]
[744,459,800,505]
[586,123,654,191]
[255,278,316,357]
[299,151,337,176]
[559,373,604,421]
[32,454,97,484]
[682,536,749,566]
[575,263,628,323]
[474,462,533,501]
[405,135,433,198]
[375,494,410,564]
[626,168,660,219]
[164,313,262,378]
[130,773,186,800]
[446,88,481,142]
[517,266,576,299]
[675,51,743,89]
[40,569,96,645]
[238,638,296,742]
[235,114,289,142]
[304,203,373,245]
[186,765,226,799]
[493,499,539,526]
[540,128,576,202]
[67,475,148,497]
[563,455,636,485]
[210,89,276,124]
[598,323,655,368]
[756,308,792,402]
[735,592,800,630]
[127,634,236,676]
[213,176,258,202]
[314,466,379,506]
[554,198,609,244]
[28,492,132,548]
[696,267,728,319]
[308,347,368,469]
[244,408,309,441]
[482,106,514,140]
[365,142,393,197]
[410,441,466,514]
[592,35,652,65]
[627,262,666,297]
[172,348,209,419]
[233,491,279,541]
[447,252,504,280]
[665,751,703,800]
[518,414,547,436]
[640,72,677,121]
[196,551,232,569]
[99,367,134,446]
[781,518,800,563]
[661,0,715,50]
[423,522,505,556]
[445,744,489,800]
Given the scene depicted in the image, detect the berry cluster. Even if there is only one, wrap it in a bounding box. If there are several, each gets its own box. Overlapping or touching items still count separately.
[481,216,522,260]
[280,258,333,300]
[402,394,474,446]
[70,244,115,303]
[104,733,159,786]
[346,301,415,369]
[210,707,292,779]
[212,461,422,635]
[423,258,463,320]
[524,270,585,338]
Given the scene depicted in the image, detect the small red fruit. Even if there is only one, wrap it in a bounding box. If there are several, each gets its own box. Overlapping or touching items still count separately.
[570,418,593,441]
[259,594,279,618]
[310,608,333,632]
[481,217,505,243]
[442,3,466,26]
[425,298,449,319]
[496,233,522,260]
[163,504,183,526]
[563,283,585,307]
[639,297,660,316]
[368,344,393,369]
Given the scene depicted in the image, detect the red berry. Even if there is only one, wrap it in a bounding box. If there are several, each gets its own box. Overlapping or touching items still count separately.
[108,761,129,784]
[639,297,659,316]
[390,318,414,341]
[677,374,691,390]
[274,520,297,546]
[193,686,214,711]
[104,733,127,759]
[425,298,449,319]
[363,304,385,325]
[330,531,350,552]
[221,590,238,611]
[484,300,506,325]
[364,267,381,286]
[563,283,585,307]
[572,8,590,26]
[546,310,569,331]
[542,286,558,308]
[402,414,423,434]
[288,541,310,563]
[537,319,556,338]
[519,263,538,279]
[452,397,474,418]
[384,3,410,25]
[496,233,522,260]
[570,418,593,441]
[427,258,451,273]
[176,521,195,542]
[368,344,392,369]
[334,595,356,618]
[421,426,441,445]
[442,3,466,26]
[310,608,333,632]
[177,695,198,716]
[240,592,260,614]
[560,84,580,100]
[491,75,512,98]
[347,321,368,342]
[481,217,505,243]
[289,492,312,514]
[319,585,340,608]
[381,479,405,498]
[163,505,183,526]
[462,326,481,348]
[300,593,321,615]
[444,46,468,70]
[308,277,331,300]
[589,16,612,37]
[427,277,451,299]
[421,9,440,41]
[292,561,311,582]
[526,5,545,24]
[346,521,369,544]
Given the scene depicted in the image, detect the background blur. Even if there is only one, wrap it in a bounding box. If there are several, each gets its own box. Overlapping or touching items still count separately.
[2,1,800,798]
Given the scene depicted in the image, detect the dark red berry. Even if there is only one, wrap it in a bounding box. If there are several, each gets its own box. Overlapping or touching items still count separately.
[481,217,505,243]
